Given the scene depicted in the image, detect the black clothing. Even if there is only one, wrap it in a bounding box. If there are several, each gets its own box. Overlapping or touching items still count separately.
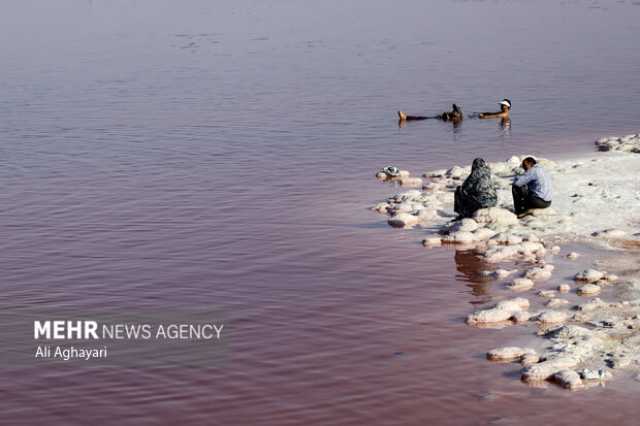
[454,158,498,218]
[404,104,463,122]
[512,184,551,214]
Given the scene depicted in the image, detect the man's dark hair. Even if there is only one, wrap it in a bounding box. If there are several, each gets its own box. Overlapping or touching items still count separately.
[522,157,537,166]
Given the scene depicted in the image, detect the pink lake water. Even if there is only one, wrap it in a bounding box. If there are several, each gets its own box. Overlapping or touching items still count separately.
[2,0,640,424]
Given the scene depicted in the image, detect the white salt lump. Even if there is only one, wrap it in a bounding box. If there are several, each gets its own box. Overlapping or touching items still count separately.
[487,347,536,362]
[577,284,601,296]
[387,213,419,228]
[508,278,534,291]
[537,310,570,324]
[554,370,584,390]
[575,269,605,283]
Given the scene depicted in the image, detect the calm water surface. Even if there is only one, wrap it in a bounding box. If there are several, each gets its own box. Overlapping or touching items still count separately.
[2,0,640,424]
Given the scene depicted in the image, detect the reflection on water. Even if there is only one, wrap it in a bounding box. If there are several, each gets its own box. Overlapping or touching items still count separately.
[2,0,640,424]
[455,249,494,297]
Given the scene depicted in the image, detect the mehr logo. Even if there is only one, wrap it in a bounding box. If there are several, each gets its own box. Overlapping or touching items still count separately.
[34,321,99,340]
[33,320,224,340]
[32,319,224,362]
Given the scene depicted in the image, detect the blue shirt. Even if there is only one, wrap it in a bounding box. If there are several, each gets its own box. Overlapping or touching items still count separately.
[514,165,552,201]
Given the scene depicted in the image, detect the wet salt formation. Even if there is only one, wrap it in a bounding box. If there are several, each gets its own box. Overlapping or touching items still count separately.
[373,134,640,390]
[595,133,640,153]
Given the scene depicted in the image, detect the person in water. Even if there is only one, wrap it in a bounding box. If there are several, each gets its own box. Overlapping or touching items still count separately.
[512,157,552,218]
[478,98,511,119]
[397,103,463,123]
[454,158,498,219]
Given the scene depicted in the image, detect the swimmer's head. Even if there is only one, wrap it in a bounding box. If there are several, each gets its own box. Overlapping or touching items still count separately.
[499,99,512,112]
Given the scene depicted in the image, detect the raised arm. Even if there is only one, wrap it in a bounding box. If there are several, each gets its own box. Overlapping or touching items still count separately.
[479,112,501,119]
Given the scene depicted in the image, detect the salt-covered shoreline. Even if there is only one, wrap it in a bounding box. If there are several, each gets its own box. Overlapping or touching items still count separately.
[372,133,640,390]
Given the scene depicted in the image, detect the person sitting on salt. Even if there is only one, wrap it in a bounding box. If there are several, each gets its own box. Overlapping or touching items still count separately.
[512,157,553,218]
[454,158,498,219]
